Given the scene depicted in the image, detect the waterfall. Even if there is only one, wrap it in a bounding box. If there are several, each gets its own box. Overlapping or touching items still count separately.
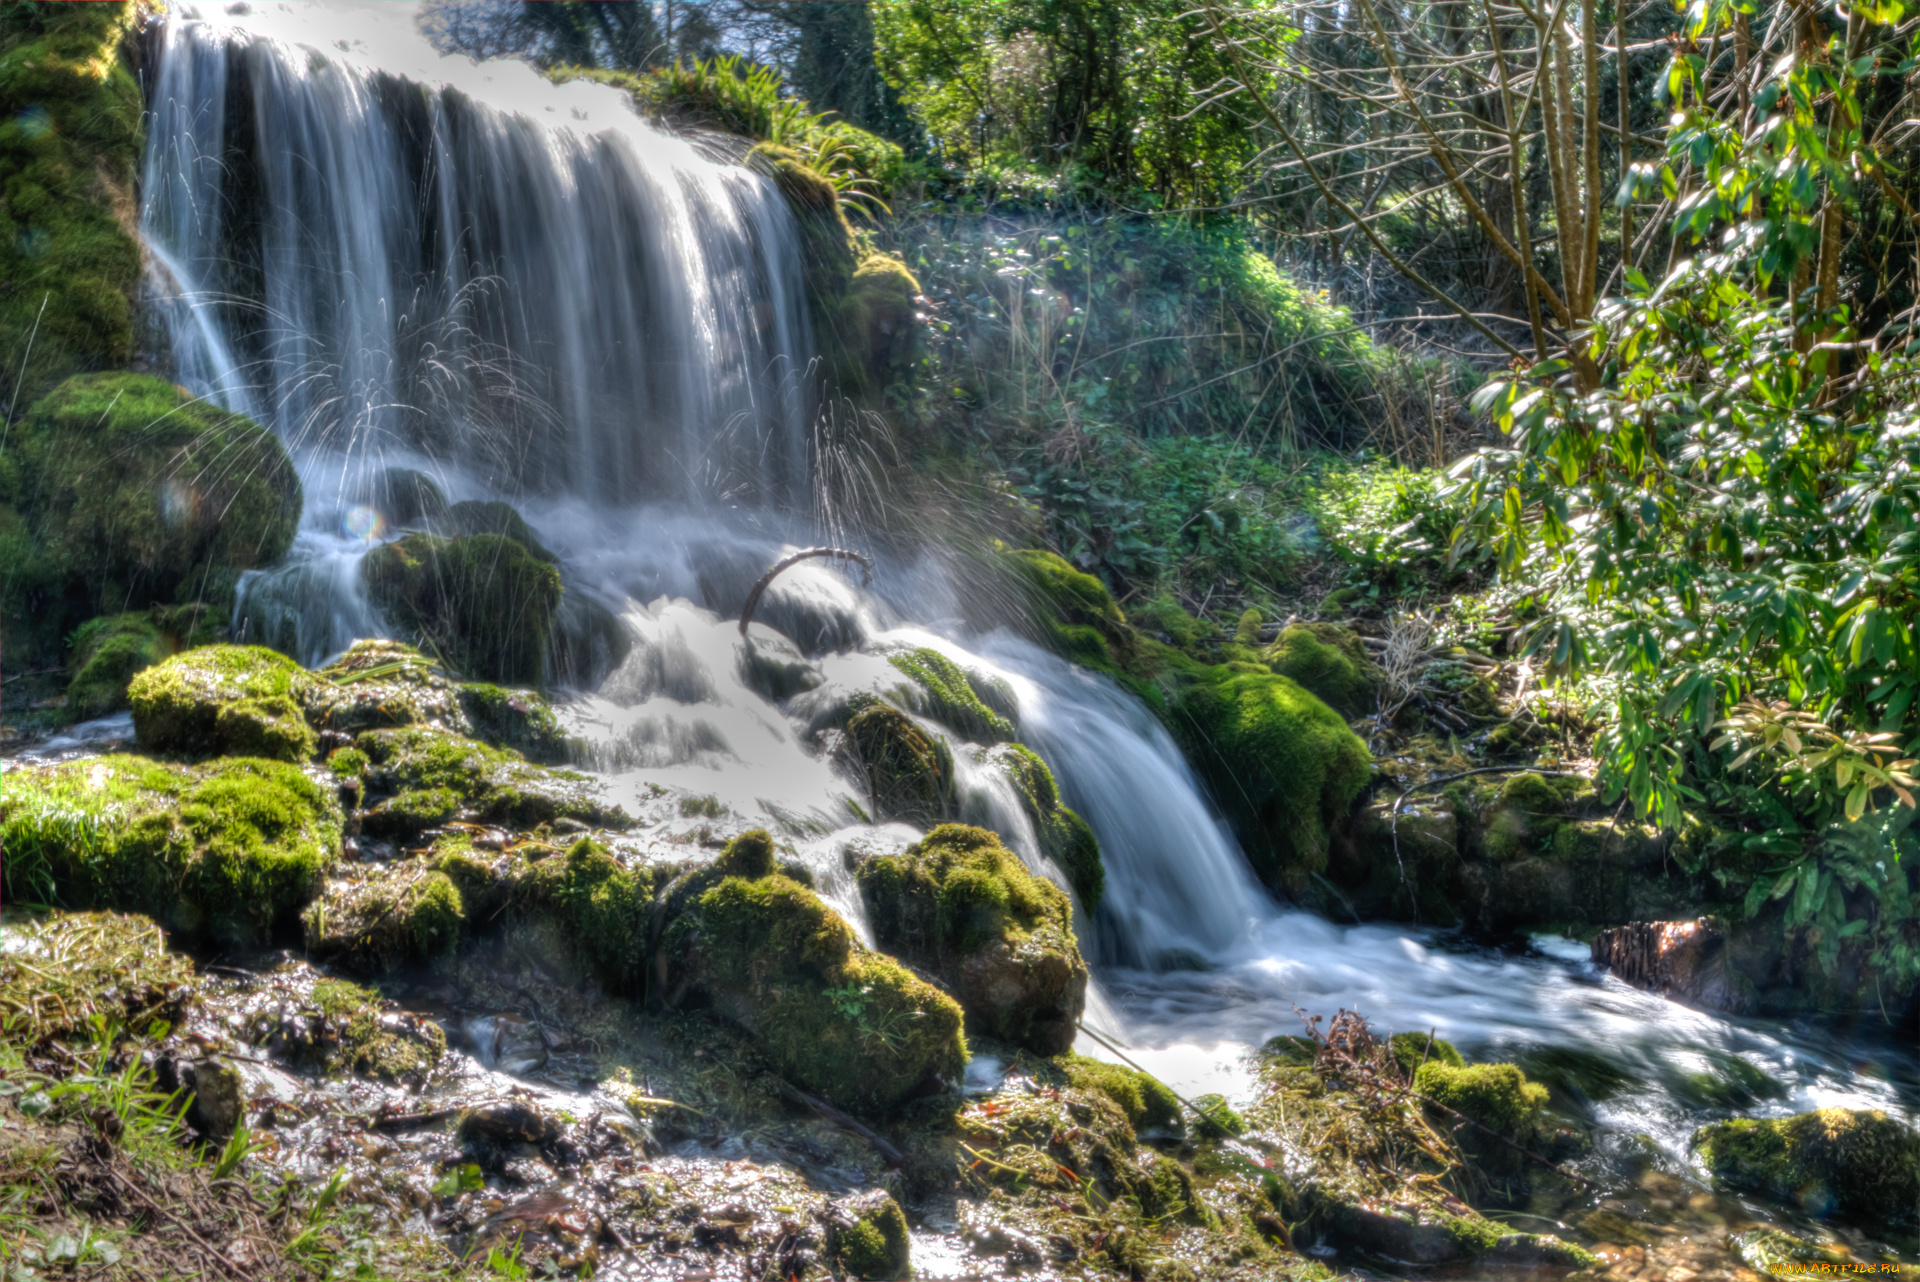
[133,2,1910,1156]
[142,5,810,508]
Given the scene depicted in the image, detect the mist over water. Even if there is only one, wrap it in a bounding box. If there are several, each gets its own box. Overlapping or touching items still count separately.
[136,0,1910,1183]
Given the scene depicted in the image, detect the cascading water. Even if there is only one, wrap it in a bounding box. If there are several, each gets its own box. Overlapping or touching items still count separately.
[132,0,1910,1239]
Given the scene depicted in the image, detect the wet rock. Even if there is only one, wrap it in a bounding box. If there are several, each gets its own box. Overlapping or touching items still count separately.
[844,698,951,826]
[302,860,465,974]
[65,606,220,721]
[501,837,656,994]
[128,644,320,762]
[739,628,824,701]
[825,1189,911,1281]
[857,824,1088,1055]
[435,498,551,561]
[461,1099,562,1147]
[354,723,628,839]
[364,467,448,528]
[887,646,1015,743]
[662,829,967,1114]
[1414,1059,1549,1180]
[362,532,562,684]
[1061,1053,1183,1138]
[455,683,571,764]
[1592,919,1751,1014]
[309,639,469,735]
[1692,1108,1920,1230]
[982,743,1103,911]
[254,977,447,1084]
[0,755,340,947]
[186,1057,244,1144]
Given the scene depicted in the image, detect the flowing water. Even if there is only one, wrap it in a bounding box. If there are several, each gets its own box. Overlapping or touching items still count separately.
[128,2,1912,1263]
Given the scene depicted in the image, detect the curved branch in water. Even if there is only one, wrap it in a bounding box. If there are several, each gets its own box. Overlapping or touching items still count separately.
[738,547,874,637]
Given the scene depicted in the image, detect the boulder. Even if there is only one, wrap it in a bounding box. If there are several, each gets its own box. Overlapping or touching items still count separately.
[0,754,340,946]
[1262,622,1382,717]
[350,722,627,841]
[844,698,950,825]
[14,374,300,622]
[1692,1108,1920,1229]
[826,1189,912,1282]
[128,644,319,762]
[1591,919,1749,1014]
[1413,1059,1549,1179]
[856,823,1088,1055]
[66,612,169,720]
[662,830,967,1113]
[1171,670,1373,895]
[984,742,1103,911]
[363,467,448,528]
[303,861,465,975]
[888,646,1015,743]
[362,531,562,684]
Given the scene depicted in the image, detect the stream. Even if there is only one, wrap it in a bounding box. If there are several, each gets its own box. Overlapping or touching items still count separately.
[84,1,1920,1272]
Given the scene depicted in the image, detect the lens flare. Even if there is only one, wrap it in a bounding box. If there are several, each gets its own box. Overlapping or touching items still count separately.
[343,505,383,541]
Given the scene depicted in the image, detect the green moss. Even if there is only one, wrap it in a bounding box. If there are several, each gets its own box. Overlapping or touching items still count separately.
[1414,1060,1548,1177]
[1191,1092,1246,1139]
[665,866,967,1113]
[1063,1053,1184,1137]
[1692,1108,1920,1228]
[889,647,1015,742]
[1479,772,1595,862]
[716,827,776,879]
[996,548,1131,672]
[842,253,921,391]
[362,532,562,685]
[834,1191,912,1281]
[456,682,570,764]
[328,746,369,778]
[303,862,465,974]
[856,824,1087,1053]
[355,723,629,834]
[309,639,466,735]
[1262,623,1381,717]
[0,4,145,411]
[1129,593,1219,655]
[66,611,167,719]
[846,700,951,825]
[1388,1031,1465,1077]
[128,645,319,762]
[1171,670,1373,893]
[0,754,340,946]
[310,978,447,1083]
[514,837,655,993]
[1233,608,1263,646]
[989,742,1104,910]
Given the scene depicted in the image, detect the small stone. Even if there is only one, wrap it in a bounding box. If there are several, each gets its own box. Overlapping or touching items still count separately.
[188,1057,245,1144]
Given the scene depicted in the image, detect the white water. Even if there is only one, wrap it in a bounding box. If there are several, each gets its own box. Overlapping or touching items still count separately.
[135,1,1911,1182]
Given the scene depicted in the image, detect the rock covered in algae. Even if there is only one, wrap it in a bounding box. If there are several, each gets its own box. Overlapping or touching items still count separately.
[983,741,1103,911]
[350,722,626,840]
[302,861,466,975]
[663,829,967,1114]
[1171,668,1372,895]
[362,530,562,684]
[1262,621,1382,717]
[14,374,301,619]
[856,823,1088,1055]
[0,4,146,409]
[844,696,951,825]
[887,646,1015,743]
[1692,1107,1920,1229]
[1060,1052,1183,1137]
[0,754,340,946]
[307,638,574,763]
[1414,1059,1550,1178]
[65,610,171,720]
[128,644,320,762]
[826,1189,912,1281]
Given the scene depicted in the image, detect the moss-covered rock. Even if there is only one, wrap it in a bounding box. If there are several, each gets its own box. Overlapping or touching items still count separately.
[0,4,145,411]
[15,375,302,624]
[66,611,168,720]
[1692,1108,1920,1229]
[128,644,320,762]
[995,547,1132,673]
[986,742,1103,911]
[302,861,465,975]
[456,682,571,764]
[309,639,468,735]
[663,829,967,1113]
[857,824,1088,1054]
[845,698,951,825]
[437,498,554,562]
[307,978,447,1083]
[362,532,562,685]
[1262,622,1381,717]
[1171,670,1373,894]
[1414,1059,1549,1178]
[1389,1031,1465,1077]
[0,754,340,946]
[510,837,656,993]
[355,723,628,841]
[842,252,920,389]
[828,1189,912,1281]
[888,647,1014,743]
[1062,1053,1184,1137]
